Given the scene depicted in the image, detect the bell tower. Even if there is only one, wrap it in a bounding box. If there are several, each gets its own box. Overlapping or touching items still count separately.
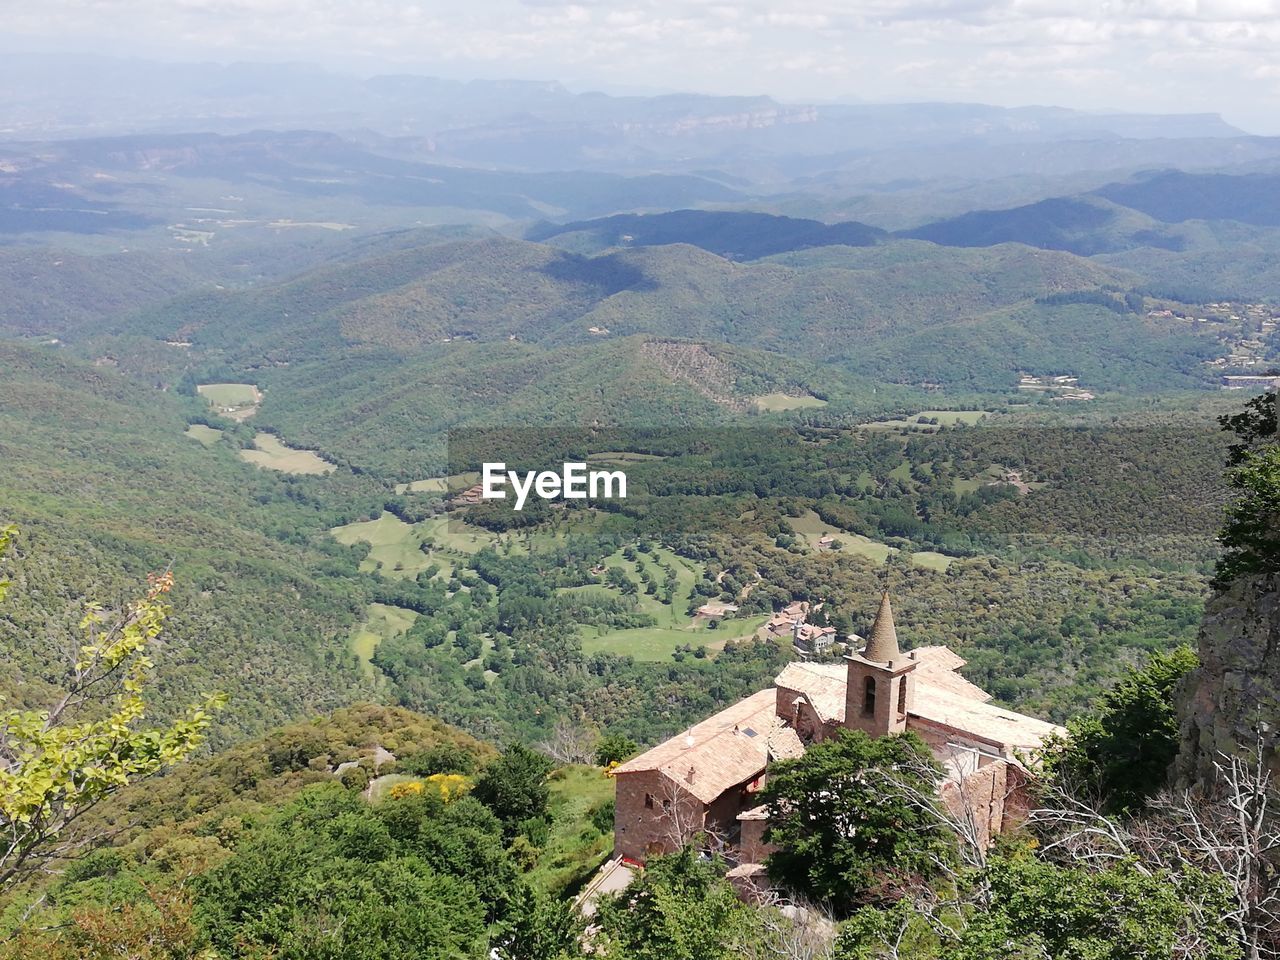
[845,592,917,737]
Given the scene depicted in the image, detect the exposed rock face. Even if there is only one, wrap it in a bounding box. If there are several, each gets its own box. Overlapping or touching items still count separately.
[1175,573,1280,789]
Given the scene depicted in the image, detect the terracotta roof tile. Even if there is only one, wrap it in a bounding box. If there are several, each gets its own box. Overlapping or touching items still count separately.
[910,646,993,702]
[612,689,778,804]
[775,662,847,724]
[909,686,1064,753]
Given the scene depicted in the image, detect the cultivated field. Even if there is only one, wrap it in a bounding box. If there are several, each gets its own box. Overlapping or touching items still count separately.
[790,509,952,570]
[566,545,757,662]
[239,432,336,474]
[394,477,449,494]
[393,472,480,494]
[331,511,497,580]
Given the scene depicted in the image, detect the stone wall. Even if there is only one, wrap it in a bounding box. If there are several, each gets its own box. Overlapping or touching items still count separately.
[613,769,707,863]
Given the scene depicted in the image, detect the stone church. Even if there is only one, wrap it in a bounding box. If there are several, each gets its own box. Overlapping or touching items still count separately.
[611,592,1064,870]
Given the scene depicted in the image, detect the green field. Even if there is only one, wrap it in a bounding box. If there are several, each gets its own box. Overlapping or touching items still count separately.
[789,509,951,570]
[350,602,419,676]
[418,515,495,554]
[911,551,953,572]
[332,512,434,578]
[393,472,480,494]
[570,545,768,661]
[197,383,259,406]
[394,477,448,494]
[240,432,336,474]
[753,392,829,412]
[527,765,616,896]
[843,534,896,564]
[332,511,496,579]
[184,423,223,447]
[196,383,261,420]
[860,409,991,432]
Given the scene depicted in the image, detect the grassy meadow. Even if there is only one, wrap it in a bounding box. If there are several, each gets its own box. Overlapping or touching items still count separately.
[753,392,828,412]
[239,432,336,474]
[350,602,419,676]
[184,423,223,446]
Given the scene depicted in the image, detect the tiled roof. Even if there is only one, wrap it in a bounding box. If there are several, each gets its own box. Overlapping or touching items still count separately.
[775,661,847,724]
[909,685,1064,753]
[910,646,993,702]
[612,689,780,804]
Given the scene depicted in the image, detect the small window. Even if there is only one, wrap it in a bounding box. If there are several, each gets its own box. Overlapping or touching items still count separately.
[898,677,908,715]
[863,675,876,715]
[644,794,654,810]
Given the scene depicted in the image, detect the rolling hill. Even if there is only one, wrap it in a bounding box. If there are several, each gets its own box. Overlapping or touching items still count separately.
[0,339,379,739]
[527,209,885,260]
[57,229,1226,476]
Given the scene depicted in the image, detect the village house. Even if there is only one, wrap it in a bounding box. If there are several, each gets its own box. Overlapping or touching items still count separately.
[790,620,837,656]
[765,600,810,638]
[611,592,1064,870]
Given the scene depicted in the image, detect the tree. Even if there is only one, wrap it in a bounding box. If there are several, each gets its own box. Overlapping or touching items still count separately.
[0,884,216,960]
[0,529,224,888]
[760,730,953,909]
[1045,645,1197,813]
[1217,391,1280,583]
[196,784,493,959]
[595,848,755,960]
[1033,732,1280,960]
[596,733,639,767]
[471,742,554,832]
[495,883,581,960]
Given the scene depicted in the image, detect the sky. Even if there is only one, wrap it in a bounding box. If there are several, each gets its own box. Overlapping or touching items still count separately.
[9,0,1280,133]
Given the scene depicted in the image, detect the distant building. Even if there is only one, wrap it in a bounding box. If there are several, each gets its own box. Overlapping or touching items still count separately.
[765,600,810,638]
[1223,374,1280,390]
[612,592,1063,869]
[791,620,836,656]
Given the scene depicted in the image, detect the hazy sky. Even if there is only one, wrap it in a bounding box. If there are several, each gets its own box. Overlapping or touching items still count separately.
[11,0,1280,133]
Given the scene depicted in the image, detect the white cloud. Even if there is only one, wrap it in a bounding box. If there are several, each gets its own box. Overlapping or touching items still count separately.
[6,0,1280,130]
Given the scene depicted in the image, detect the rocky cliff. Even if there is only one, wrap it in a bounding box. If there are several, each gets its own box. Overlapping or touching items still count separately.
[1175,573,1280,789]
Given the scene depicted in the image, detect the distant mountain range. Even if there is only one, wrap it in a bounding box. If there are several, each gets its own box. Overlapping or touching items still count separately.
[3,53,1273,187]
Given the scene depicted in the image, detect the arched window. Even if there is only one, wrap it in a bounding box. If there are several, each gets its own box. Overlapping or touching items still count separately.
[898,676,908,715]
[863,676,876,715]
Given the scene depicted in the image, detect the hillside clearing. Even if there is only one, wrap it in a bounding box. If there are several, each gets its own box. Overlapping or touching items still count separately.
[859,409,991,432]
[240,432,336,474]
[754,392,828,412]
[332,511,433,578]
[184,423,222,446]
[197,382,261,421]
[350,602,419,676]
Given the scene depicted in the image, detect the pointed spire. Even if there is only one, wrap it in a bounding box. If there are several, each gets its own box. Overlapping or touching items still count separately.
[861,591,900,663]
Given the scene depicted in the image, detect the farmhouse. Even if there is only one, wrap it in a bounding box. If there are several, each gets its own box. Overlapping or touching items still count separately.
[611,592,1063,869]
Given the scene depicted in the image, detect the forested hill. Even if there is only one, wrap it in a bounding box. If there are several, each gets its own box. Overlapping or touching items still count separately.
[528,209,885,259]
[0,340,382,738]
